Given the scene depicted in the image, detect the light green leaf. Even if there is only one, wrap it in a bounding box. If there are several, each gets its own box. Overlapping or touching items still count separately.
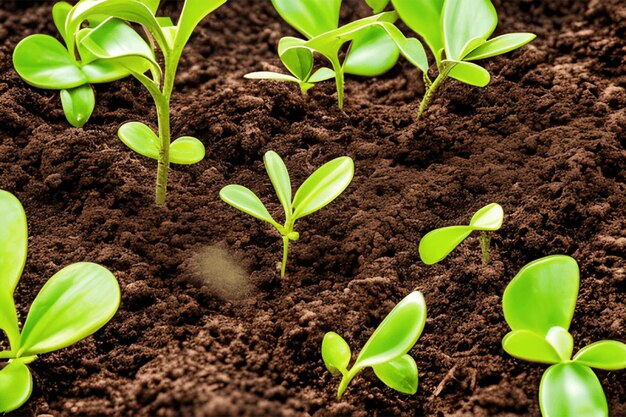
[264,151,292,216]
[0,360,32,413]
[322,332,351,376]
[391,0,444,61]
[174,0,226,53]
[270,0,341,38]
[81,59,133,84]
[52,1,73,44]
[503,255,579,336]
[443,0,497,60]
[418,225,473,265]
[18,262,120,356]
[447,60,491,87]
[353,291,427,369]
[220,185,278,227]
[292,157,354,220]
[539,363,608,417]
[279,38,314,81]
[170,136,205,165]
[469,203,503,229]
[366,0,391,13]
[118,121,160,160]
[140,0,160,14]
[545,326,574,362]
[372,354,418,394]
[344,26,400,77]
[573,341,626,371]
[60,84,95,128]
[309,67,335,83]
[13,34,87,90]
[157,17,174,27]
[465,33,536,61]
[502,330,563,365]
[244,72,300,83]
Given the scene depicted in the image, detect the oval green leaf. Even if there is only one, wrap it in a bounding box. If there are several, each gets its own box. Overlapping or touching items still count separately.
[372,354,418,394]
[418,225,473,265]
[220,185,277,226]
[52,1,73,44]
[447,60,491,87]
[465,33,537,61]
[443,0,497,60]
[391,0,444,61]
[264,151,292,216]
[469,203,504,230]
[539,363,608,417]
[573,340,626,371]
[118,121,160,160]
[18,262,120,356]
[170,136,206,165]
[344,26,400,77]
[503,255,579,336]
[292,157,354,220]
[60,85,95,128]
[322,332,351,376]
[244,72,300,83]
[0,360,32,413]
[309,67,335,83]
[279,45,314,82]
[270,0,341,38]
[502,330,562,365]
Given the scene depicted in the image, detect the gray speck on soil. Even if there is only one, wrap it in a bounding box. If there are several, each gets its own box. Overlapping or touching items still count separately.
[190,245,253,301]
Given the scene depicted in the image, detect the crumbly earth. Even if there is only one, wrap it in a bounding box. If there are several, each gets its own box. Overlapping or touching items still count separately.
[0,0,624,416]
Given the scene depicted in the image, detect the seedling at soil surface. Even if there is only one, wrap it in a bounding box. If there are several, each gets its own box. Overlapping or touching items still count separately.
[12,1,154,127]
[220,151,354,278]
[390,0,536,118]
[245,0,426,108]
[0,190,120,413]
[419,203,503,265]
[503,255,626,417]
[64,0,226,205]
[322,291,427,399]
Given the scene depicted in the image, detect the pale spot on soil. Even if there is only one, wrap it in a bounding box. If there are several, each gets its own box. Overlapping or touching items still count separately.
[191,245,252,301]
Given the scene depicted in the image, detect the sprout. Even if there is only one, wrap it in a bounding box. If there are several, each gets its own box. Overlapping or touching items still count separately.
[0,190,120,413]
[418,203,503,265]
[220,151,354,278]
[322,291,427,399]
[502,255,626,417]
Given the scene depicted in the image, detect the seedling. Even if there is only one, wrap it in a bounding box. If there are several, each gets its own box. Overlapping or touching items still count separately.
[12,1,155,127]
[220,151,354,278]
[0,190,120,413]
[63,0,226,205]
[322,291,427,399]
[502,255,626,417]
[418,203,503,265]
[389,0,536,118]
[245,0,426,108]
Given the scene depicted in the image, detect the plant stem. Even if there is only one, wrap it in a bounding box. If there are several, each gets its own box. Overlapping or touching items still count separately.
[417,69,450,120]
[479,231,491,264]
[280,235,289,278]
[337,367,358,400]
[154,57,176,206]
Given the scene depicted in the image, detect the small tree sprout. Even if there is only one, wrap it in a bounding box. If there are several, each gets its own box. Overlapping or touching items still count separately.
[322,291,427,400]
[502,255,626,417]
[418,203,503,265]
[0,190,120,413]
[220,151,354,278]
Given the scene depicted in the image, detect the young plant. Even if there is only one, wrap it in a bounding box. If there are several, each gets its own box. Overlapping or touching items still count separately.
[388,0,536,118]
[502,255,626,417]
[245,0,425,108]
[12,1,156,127]
[418,203,503,265]
[0,190,120,413]
[322,291,427,399]
[220,151,354,278]
[63,0,226,205]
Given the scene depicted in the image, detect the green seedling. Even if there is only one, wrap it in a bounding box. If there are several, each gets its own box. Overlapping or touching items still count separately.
[220,151,354,278]
[419,203,503,265]
[66,0,226,205]
[12,1,155,127]
[245,0,426,108]
[0,190,120,412]
[388,0,536,118]
[322,291,427,399]
[502,255,626,417]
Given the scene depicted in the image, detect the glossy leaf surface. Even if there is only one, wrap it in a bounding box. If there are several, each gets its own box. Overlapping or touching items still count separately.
[366,0,391,13]
[344,26,400,77]
[52,1,73,44]
[220,185,277,226]
[447,60,490,87]
[118,122,160,160]
[170,137,205,165]
[391,0,444,61]
[244,72,300,83]
[309,67,335,83]
[279,38,314,81]
[322,332,351,376]
[175,0,227,52]
[443,0,497,60]
[573,341,626,371]
[60,85,95,128]
[502,330,562,365]
[264,151,292,216]
[271,0,341,38]
[469,203,504,229]
[0,361,32,413]
[465,33,536,61]
[372,354,418,394]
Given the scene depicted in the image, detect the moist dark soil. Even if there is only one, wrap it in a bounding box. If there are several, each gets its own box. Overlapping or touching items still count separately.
[1,0,625,416]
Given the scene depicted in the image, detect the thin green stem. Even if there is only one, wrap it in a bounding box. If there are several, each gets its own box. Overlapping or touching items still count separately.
[154,55,177,206]
[337,367,359,400]
[280,235,289,278]
[417,70,449,120]
[479,231,491,265]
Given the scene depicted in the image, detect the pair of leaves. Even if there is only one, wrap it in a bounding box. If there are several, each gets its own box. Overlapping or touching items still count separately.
[0,190,121,413]
[418,203,503,264]
[322,291,427,399]
[118,122,205,165]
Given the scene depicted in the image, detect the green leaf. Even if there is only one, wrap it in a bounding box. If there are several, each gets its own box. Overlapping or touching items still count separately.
[366,0,391,13]
[13,35,87,90]
[60,84,95,128]
[270,0,341,38]
[443,0,497,60]
[544,326,574,362]
[502,330,563,365]
[353,291,427,369]
[573,341,626,371]
[0,360,32,413]
[465,33,536,61]
[539,363,608,417]
[157,17,174,27]
[418,225,473,265]
[52,1,73,44]
[322,332,351,376]
[278,37,314,81]
[447,60,491,87]
[468,203,503,230]
[264,151,292,216]
[170,136,205,165]
[391,0,444,61]
[503,255,579,336]
[220,185,278,227]
[18,262,120,356]
[81,59,133,84]
[174,0,227,53]
[344,26,400,77]
[309,67,335,83]
[118,122,160,160]
[292,157,354,220]
[244,72,300,83]
[372,354,418,394]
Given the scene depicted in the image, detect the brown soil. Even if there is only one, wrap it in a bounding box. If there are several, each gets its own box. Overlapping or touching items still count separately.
[1,0,625,416]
